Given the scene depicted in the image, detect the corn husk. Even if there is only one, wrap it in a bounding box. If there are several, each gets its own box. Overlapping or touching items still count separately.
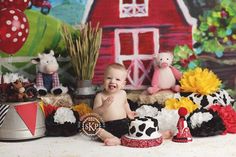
[61,22,102,80]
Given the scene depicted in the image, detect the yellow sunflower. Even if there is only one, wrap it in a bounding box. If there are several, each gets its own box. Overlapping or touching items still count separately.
[72,103,93,117]
[180,67,221,95]
[165,97,199,113]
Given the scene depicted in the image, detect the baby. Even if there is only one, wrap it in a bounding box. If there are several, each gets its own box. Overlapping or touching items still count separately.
[93,63,136,146]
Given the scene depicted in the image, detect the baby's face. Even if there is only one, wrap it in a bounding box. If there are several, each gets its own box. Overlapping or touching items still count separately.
[103,68,127,93]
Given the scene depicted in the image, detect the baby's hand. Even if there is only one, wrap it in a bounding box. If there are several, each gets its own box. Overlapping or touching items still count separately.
[102,96,113,109]
[127,111,137,119]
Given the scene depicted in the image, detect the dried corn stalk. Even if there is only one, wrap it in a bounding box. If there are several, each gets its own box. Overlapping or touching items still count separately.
[61,22,102,80]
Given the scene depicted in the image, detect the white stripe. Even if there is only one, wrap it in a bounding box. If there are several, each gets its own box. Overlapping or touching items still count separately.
[0,105,10,127]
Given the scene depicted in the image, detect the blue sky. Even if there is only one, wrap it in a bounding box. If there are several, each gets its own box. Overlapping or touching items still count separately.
[49,0,87,7]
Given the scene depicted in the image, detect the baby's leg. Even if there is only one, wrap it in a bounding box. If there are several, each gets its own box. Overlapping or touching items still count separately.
[104,137,121,146]
[97,128,121,146]
[161,130,174,139]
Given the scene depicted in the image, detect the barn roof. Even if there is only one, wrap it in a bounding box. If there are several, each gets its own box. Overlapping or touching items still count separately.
[81,0,197,26]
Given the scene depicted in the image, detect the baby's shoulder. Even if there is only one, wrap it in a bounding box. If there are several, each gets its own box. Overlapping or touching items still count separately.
[95,92,104,98]
[119,90,127,96]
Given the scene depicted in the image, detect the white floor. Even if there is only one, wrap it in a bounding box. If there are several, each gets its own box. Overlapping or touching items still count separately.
[1,133,236,157]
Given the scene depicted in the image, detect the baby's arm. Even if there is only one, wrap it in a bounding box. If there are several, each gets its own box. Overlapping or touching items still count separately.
[93,93,113,115]
[123,92,137,119]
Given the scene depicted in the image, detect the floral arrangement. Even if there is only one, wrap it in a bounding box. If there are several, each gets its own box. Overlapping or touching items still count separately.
[41,103,59,118]
[1,73,29,83]
[45,106,80,137]
[165,97,198,113]
[187,108,226,137]
[180,67,221,95]
[72,103,93,117]
[210,104,236,134]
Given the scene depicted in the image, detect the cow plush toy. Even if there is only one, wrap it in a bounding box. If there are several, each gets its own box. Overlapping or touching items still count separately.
[147,52,182,94]
[31,50,68,96]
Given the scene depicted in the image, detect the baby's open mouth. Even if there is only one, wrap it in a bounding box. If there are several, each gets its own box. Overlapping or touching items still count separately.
[108,84,116,90]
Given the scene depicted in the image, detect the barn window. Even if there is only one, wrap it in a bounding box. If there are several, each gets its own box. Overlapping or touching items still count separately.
[119,33,134,55]
[138,32,154,55]
[120,0,148,18]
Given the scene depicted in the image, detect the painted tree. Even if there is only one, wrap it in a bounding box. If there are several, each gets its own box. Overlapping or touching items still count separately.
[192,0,236,57]
[174,0,236,72]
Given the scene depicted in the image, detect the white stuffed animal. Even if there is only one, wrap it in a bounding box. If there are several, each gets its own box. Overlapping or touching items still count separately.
[147,52,182,94]
[31,50,68,96]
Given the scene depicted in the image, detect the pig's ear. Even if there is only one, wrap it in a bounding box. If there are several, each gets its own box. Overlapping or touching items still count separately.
[31,58,40,64]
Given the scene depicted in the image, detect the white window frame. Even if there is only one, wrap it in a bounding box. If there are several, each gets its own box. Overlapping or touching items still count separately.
[119,0,149,18]
[115,28,159,89]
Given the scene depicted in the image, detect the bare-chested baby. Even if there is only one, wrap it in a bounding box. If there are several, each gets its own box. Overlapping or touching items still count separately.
[93,63,136,146]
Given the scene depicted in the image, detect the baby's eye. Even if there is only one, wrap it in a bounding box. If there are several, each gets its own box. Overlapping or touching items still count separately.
[160,58,162,61]
[107,77,112,79]
[116,78,120,81]
[167,58,169,60]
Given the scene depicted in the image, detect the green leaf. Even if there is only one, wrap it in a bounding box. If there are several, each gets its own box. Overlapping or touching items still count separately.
[212,11,221,18]
[199,23,209,31]
[217,28,227,38]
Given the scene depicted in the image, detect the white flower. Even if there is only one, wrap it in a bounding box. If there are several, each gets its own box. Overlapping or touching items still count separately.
[54,107,76,124]
[155,109,179,133]
[3,73,28,83]
[190,112,213,129]
[136,105,159,117]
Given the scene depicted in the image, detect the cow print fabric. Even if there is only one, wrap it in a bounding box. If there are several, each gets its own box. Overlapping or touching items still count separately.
[174,89,234,109]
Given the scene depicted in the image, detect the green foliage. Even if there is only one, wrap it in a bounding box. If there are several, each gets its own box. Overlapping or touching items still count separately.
[173,45,201,72]
[193,0,236,56]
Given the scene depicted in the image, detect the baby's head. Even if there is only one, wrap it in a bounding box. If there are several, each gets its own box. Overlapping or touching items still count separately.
[103,63,127,93]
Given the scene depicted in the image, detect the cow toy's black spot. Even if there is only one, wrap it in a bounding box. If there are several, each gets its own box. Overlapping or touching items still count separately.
[138,124,146,131]
[136,132,143,137]
[130,126,136,134]
[146,127,156,136]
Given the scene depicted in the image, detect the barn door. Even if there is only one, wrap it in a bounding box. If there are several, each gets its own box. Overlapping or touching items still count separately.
[115,28,159,89]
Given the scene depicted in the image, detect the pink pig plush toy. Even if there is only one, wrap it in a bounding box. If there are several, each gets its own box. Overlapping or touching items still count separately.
[147,52,182,94]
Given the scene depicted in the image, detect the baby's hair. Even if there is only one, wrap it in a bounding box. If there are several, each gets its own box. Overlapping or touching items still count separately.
[105,63,127,75]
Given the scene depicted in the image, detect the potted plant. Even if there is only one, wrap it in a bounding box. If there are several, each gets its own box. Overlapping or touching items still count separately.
[61,22,102,106]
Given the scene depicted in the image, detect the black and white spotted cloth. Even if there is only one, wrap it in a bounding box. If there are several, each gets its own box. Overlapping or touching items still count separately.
[174,89,235,109]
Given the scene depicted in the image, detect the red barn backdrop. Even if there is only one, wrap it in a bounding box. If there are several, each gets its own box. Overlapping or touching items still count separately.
[82,0,197,89]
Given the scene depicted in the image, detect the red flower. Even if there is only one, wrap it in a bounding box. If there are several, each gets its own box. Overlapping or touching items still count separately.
[43,104,59,118]
[210,104,236,134]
